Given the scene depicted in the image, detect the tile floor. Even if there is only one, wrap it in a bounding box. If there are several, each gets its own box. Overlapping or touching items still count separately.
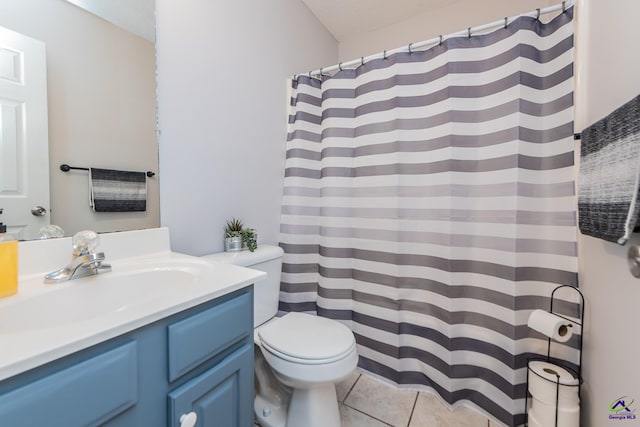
[256,371,504,426]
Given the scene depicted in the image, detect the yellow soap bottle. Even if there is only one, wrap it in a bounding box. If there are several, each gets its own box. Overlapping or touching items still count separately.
[0,223,18,298]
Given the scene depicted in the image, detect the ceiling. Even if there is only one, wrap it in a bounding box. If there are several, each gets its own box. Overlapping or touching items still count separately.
[300,0,458,41]
[64,0,156,42]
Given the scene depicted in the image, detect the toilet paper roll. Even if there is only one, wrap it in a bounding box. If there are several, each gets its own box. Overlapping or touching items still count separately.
[527,408,543,427]
[527,309,574,342]
[528,361,579,407]
[530,400,580,427]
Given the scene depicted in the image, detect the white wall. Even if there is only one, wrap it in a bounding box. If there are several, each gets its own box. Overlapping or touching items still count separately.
[338,0,556,61]
[156,0,337,255]
[573,1,640,425]
[0,0,158,237]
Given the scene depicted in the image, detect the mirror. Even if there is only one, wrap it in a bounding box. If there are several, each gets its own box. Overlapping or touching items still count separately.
[0,0,158,240]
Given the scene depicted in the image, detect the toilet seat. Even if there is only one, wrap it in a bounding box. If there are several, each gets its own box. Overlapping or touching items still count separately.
[261,339,357,365]
[257,312,356,365]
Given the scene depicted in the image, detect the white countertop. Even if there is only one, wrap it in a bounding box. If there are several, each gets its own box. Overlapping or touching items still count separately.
[0,228,265,381]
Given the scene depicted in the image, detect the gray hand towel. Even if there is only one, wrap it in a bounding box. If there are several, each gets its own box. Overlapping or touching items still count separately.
[89,168,147,212]
[578,94,640,244]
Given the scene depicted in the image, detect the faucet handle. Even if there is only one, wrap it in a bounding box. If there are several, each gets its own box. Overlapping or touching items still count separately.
[72,230,101,257]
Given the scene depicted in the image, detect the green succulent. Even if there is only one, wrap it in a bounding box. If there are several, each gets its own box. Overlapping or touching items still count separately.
[241,228,257,252]
[224,218,244,237]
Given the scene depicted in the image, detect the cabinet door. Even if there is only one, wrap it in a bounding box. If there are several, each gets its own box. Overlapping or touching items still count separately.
[168,343,253,427]
[168,291,252,381]
[0,342,137,426]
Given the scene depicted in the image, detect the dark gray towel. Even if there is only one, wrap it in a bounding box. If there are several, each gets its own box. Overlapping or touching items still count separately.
[578,94,640,244]
[89,168,147,212]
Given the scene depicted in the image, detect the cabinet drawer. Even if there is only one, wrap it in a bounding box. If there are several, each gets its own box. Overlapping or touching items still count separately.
[168,343,253,427]
[168,291,252,381]
[0,342,137,426]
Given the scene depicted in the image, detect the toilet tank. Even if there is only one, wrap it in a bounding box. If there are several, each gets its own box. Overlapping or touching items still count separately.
[201,245,284,327]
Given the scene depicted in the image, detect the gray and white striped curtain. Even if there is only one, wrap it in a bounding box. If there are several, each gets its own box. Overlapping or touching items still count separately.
[280,8,576,426]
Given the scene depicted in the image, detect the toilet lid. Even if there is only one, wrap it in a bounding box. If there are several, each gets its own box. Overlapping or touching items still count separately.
[257,312,355,363]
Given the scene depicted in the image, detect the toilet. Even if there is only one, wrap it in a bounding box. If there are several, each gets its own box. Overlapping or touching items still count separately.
[201,245,358,427]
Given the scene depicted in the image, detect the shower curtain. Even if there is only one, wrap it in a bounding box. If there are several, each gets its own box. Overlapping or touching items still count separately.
[280,8,576,426]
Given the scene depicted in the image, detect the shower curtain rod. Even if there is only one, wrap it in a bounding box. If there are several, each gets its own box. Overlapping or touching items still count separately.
[296,0,574,79]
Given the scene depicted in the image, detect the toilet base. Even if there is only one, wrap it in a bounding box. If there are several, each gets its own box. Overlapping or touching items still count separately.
[254,384,340,427]
[254,393,287,427]
[254,346,290,427]
[286,384,340,427]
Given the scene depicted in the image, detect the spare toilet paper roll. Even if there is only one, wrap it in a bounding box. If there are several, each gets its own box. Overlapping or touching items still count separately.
[530,400,580,427]
[527,309,574,342]
[528,361,579,407]
[527,408,543,427]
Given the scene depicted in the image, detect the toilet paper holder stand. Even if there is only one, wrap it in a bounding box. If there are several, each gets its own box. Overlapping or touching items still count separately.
[524,285,584,427]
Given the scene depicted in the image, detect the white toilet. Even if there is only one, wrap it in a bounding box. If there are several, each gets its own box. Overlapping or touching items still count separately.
[202,245,358,427]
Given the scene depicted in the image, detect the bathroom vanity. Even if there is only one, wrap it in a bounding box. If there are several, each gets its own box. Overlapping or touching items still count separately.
[0,228,264,426]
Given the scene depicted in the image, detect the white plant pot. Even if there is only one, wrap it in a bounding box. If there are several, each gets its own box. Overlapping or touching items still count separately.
[224,236,243,252]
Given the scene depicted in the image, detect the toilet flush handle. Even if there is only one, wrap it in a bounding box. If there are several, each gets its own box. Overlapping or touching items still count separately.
[179,412,198,427]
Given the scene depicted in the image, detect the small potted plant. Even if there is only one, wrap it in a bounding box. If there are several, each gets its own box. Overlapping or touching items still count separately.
[224,218,258,252]
[224,218,244,252]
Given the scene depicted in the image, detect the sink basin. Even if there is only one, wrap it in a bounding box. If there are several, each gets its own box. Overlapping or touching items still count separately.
[0,257,219,334]
[0,270,194,333]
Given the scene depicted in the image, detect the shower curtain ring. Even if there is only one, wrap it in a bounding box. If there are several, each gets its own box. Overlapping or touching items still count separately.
[361,56,365,66]
[536,8,541,20]
[504,17,508,29]
[383,50,387,60]
[408,42,413,54]
[319,67,323,77]
[562,1,566,12]
[467,27,472,38]
[338,62,343,71]
[308,71,312,78]
[439,35,443,46]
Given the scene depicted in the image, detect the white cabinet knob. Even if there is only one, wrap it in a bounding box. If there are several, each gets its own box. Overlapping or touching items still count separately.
[179,411,198,427]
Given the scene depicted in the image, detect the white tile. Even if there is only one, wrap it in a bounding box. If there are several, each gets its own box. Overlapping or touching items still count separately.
[336,371,361,402]
[344,374,417,426]
[340,404,390,427]
[409,393,488,427]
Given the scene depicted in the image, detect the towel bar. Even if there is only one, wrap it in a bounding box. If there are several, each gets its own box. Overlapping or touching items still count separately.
[60,164,155,178]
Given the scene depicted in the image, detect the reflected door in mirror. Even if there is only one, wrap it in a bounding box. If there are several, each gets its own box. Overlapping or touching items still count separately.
[0,25,50,240]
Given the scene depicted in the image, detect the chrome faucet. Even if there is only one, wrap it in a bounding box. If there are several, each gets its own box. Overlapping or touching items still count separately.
[45,230,111,282]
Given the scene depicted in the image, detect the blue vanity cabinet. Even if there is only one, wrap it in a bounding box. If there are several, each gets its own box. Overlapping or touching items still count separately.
[0,287,254,427]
